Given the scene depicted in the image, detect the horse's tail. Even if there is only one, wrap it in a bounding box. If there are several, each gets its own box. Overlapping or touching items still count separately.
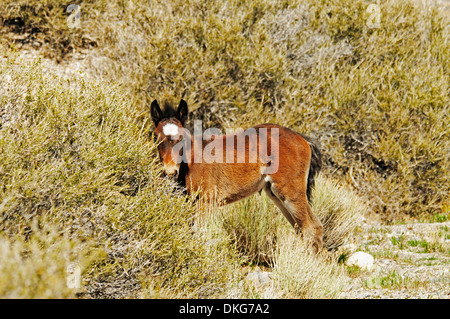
[300,135,322,204]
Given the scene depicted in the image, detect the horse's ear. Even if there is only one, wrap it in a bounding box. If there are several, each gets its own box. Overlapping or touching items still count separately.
[176,99,188,125]
[150,100,162,126]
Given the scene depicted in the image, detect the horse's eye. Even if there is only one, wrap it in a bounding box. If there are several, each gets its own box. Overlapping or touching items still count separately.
[169,136,179,144]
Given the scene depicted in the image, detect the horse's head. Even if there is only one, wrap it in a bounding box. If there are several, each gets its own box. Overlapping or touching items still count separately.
[150,99,188,178]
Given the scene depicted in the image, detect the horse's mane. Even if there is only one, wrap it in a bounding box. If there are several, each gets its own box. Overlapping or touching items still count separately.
[161,101,177,119]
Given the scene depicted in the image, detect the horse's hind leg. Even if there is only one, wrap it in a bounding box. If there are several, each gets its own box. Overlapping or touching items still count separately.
[267,181,323,251]
[287,195,323,252]
[263,184,296,227]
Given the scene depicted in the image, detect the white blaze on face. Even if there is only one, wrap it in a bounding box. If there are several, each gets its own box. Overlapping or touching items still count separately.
[162,123,179,136]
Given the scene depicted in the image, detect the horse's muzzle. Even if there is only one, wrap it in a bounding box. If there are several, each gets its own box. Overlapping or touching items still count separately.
[163,164,179,179]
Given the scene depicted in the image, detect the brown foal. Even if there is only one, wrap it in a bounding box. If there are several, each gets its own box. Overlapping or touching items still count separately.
[151,99,323,251]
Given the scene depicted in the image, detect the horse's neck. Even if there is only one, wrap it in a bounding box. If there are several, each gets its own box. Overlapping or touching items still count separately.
[184,131,217,164]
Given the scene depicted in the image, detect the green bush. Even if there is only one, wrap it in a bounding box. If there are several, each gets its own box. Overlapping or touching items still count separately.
[0,221,102,298]
[0,53,238,298]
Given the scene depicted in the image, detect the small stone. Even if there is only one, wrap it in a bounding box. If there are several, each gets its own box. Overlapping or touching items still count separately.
[345,252,374,271]
[245,271,272,287]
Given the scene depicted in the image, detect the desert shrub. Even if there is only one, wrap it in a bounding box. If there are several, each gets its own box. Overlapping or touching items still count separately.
[312,175,365,250]
[217,193,287,266]
[0,0,102,60]
[272,233,347,299]
[0,221,103,298]
[0,53,238,298]
[1,0,448,220]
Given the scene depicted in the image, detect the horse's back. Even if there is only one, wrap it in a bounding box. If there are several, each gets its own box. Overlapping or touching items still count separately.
[252,123,312,162]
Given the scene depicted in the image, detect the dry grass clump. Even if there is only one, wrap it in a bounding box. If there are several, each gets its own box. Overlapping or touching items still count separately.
[271,176,364,298]
[0,221,102,298]
[272,234,347,299]
[312,175,365,250]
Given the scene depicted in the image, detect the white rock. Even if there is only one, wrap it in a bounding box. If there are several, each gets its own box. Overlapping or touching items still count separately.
[345,252,374,271]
